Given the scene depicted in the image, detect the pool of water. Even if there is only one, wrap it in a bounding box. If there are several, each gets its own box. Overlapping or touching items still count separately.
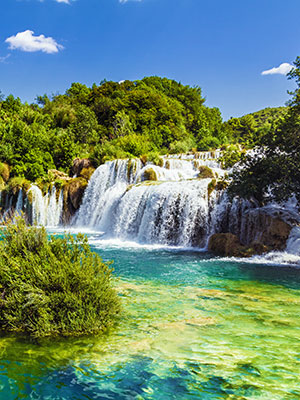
[1,234,300,399]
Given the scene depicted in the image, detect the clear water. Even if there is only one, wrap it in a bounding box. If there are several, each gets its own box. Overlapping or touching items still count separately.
[1,234,300,399]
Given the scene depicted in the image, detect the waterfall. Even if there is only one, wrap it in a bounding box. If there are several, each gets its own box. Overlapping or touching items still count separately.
[15,189,23,216]
[75,156,227,247]
[27,185,63,226]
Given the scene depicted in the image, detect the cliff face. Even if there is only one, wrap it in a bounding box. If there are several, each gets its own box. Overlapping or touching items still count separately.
[208,204,297,257]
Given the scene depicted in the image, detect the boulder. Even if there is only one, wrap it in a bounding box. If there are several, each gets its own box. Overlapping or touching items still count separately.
[208,233,245,257]
[198,166,214,179]
[142,168,158,181]
[208,233,270,258]
[72,158,93,177]
[62,178,88,223]
[48,169,71,181]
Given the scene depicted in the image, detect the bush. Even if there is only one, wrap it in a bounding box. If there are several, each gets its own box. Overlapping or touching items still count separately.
[219,145,245,169]
[0,218,121,337]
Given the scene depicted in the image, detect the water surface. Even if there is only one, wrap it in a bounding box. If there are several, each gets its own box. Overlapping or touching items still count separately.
[1,235,300,399]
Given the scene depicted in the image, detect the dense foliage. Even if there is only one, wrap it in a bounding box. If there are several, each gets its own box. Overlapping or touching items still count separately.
[0,77,230,181]
[223,106,288,147]
[229,57,300,204]
[0,218,121,337]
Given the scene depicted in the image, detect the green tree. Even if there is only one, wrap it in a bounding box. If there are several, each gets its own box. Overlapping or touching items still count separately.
[229,57,300,204]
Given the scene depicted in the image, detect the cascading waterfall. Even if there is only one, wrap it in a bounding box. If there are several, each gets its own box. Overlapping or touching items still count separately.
[0,185,63,227]
[2,150,300,259]
[75,156,228,247]
[28,185,63,226]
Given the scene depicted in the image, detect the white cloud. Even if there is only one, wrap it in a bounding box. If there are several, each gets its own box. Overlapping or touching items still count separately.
[5,30,63,54]
[55,0,71,4]
[261,63,293,76]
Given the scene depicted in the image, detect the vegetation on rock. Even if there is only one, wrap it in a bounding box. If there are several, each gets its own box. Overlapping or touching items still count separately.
[0,218,121,337]
[198,166,214,179]
[143,168,158,181]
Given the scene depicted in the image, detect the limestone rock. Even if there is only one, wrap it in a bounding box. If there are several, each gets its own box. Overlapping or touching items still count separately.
[72,158,93,177]
[208,233,245,257]
[48,169,71,181]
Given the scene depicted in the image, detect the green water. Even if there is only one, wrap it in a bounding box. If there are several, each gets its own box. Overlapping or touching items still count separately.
[1,239,300,399]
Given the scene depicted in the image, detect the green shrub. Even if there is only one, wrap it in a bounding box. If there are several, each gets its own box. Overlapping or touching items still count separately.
[0,218,121,337]
[147,151,164,167]
[219,145,245,169]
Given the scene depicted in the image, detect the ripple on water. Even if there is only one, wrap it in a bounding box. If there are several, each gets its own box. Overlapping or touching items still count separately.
[1,243,300,399]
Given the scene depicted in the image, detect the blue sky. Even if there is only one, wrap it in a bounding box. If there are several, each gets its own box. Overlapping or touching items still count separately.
[1,0,299,119]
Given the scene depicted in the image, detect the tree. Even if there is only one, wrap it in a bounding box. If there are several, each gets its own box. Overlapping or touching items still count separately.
[228,57,300,204]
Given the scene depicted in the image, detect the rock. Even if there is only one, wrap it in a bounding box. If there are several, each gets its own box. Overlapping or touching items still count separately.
[208,233,271,258]
[79,167,95,180]
[48,169,71,181]
[260,216,291,250]
[208,233,245,257]
[198,166,214,179]
[142,168,158,181]
[62,178,88,223]
[72,158,93,177]
[240,210,293,250]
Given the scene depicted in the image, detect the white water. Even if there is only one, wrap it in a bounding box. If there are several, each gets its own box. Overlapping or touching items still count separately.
[1,152,300,265]
[27,185,63,226]
[75,157,226,247]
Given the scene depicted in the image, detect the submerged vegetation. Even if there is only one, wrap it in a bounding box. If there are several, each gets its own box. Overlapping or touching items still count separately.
[0,218,121,337]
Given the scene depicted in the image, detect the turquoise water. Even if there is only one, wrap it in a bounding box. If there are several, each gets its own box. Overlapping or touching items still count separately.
[1,235,300,399]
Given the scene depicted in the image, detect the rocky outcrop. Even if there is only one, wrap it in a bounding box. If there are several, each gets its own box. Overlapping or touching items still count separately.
[209,206,295,257]
[208,233,270,257]
[236,208,294,250]
[62,178,88,224]
[48,169,72,181]
[142,168,158,181]
[71,158,93,177]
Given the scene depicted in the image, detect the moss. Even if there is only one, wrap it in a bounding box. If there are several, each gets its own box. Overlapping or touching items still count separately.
[6,177,31,196]
[140,154,148,165]
[26,190,33,205]
[157,157,164,167]
[198,166,214,179]
[126,159,137,182]
[0,176,5,191]
[79,167,95,181]
[0,163,10,182]
[208,179,217,197]
[165,160,171,169]
[143,168,158,181]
